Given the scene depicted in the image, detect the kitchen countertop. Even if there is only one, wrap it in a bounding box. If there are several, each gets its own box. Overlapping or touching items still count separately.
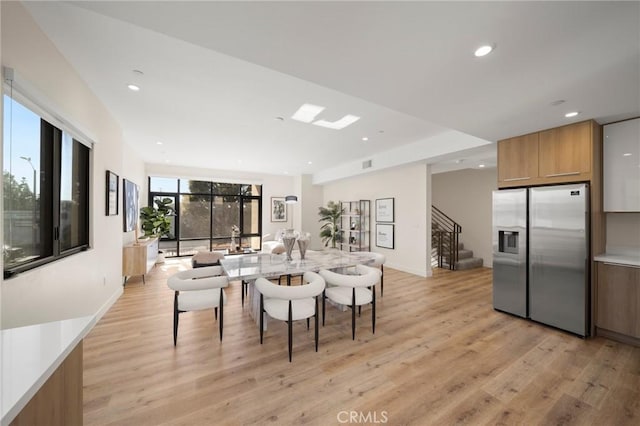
[594,252,640,267]
[1,315,95,425]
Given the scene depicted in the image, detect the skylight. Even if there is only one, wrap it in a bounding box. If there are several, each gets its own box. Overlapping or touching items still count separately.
[313,114,360,130]
[291,103,325,123]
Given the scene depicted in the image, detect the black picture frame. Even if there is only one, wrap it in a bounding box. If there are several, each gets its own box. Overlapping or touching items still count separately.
[123,178,139,232]
[271,197,287,222]
[375,198,394,223]
[376,223,395,249]
[106,170,119,216]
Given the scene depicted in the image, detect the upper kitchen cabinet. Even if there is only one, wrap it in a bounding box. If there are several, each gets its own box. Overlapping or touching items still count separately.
[538,120,596,183]
[497,133,539,185]
[603,118,640,212]
[497,120,601,188]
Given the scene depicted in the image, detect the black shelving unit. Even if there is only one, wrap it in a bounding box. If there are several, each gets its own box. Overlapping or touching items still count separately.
[340,200,370,252]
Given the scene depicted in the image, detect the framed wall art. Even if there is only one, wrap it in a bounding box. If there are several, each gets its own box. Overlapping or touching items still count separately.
[106,170,119,216]
[123,178,139,232]
[375,198,394,223]
[271,197,287,222]
[376,223,395,249]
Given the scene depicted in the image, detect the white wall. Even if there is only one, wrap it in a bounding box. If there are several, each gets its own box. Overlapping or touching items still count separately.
[1,2,142,328]
[297,174,323,250]
[322,162,429,277]
[431,168,496,267]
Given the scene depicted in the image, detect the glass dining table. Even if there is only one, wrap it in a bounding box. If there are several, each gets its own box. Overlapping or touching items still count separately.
[220,249,376,328]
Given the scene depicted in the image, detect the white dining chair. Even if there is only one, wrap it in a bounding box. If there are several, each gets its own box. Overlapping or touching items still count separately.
[319,265,381,340]
[167,265,229,345]
[254,272,326,361]
[360,252,386,296]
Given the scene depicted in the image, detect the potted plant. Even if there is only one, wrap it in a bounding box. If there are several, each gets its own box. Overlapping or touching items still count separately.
[140,197,175,263]
[318,201,344,248]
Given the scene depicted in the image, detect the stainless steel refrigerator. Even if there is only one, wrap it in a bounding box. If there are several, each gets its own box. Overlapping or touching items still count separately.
[493,183,590,336]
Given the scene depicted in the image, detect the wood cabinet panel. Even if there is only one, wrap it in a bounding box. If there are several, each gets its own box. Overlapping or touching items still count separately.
[10,342,83,426]
[123,237,158,279]
[538,120,592,180]
[497,133,539,184]
[596,262,640,338]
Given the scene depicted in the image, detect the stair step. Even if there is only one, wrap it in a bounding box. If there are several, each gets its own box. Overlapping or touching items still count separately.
[457,249,473,259]
[455,257,483,270]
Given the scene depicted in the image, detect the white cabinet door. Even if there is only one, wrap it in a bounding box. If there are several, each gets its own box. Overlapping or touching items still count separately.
[604,118,640,211]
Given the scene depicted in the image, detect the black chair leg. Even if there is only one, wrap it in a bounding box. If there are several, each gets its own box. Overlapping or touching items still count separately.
[351,287,356,340]
[315,296,319,352]
[259,294,264,344]
[372,285,376,334]
[214,307,218,320]
[288,300,293,362]
[307,318,310,330]
[358,305,362,317]
[173,291,179,346]
[219,288,224,341]
[241,280,246,307]
[381,265,384,297]
[322,290,326,326]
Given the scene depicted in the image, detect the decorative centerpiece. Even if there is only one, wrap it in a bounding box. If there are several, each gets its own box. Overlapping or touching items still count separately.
[230,225,240,252]
[281,228,299,261]
[297,232,311,260]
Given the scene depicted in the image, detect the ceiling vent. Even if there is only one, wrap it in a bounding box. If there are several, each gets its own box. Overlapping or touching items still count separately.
[362,159,372,169]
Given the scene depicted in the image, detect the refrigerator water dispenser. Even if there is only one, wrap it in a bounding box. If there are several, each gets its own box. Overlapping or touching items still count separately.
[498,231,519,254]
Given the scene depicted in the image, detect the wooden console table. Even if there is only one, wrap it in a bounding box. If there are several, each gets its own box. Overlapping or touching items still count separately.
[122,237,159,284]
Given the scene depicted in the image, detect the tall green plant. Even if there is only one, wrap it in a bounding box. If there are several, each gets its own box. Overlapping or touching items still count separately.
[140,197,175,238]
[318,201,344,248]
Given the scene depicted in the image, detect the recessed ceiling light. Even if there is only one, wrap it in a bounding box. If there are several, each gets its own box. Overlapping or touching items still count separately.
[292,104,325,123]
[164,159,170,163]
[565,111,580,118]
[313,114,360,130]
[362,137,369,141]
[127,84,140,91]
[478,164,486,168]
[307,161,313,165]
[156,141,163,145]
[623,153,632,157]
[474,44,495,57]
[132,69,144,76]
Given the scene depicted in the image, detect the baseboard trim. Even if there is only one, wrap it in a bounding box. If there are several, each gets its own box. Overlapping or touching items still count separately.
[95,285,123,324]
[596,327,640,347]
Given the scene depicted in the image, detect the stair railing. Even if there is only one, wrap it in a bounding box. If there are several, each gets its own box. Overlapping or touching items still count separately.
[431,205,462,270]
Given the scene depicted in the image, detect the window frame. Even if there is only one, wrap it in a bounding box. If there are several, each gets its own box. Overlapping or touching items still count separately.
[148,177,262,257]
[3,93,91,279]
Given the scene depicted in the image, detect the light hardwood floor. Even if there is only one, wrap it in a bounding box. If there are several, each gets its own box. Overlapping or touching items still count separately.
[84,260,640,425]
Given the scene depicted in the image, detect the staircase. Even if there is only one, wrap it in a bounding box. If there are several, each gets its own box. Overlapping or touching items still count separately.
[431,205,483,271]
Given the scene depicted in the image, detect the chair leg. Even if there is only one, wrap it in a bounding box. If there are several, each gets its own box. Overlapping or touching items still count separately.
[259,294,264,344]
[358,305,361,317]
[322,290,326,326]
[372,285,376,334]
[219,288,224,341]
[288,300,293,362]
[173,291,179,346]
[287,275,291,286]
[241,280,246,307]
[214,307,218,320]
[307,318,310,330]
[315,296,319,352]
[381,265,384,297]
[351,287,356,340]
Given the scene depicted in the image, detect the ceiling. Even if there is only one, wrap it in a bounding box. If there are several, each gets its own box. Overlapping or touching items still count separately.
[21,1,640,179]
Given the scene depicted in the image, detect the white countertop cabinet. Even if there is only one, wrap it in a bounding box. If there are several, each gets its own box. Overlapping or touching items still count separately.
[1,316,95,425]
[603,117,640,212]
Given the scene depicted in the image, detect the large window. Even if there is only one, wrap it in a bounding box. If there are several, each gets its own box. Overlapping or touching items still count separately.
[3,94,90,278]
[148,177,261,257]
